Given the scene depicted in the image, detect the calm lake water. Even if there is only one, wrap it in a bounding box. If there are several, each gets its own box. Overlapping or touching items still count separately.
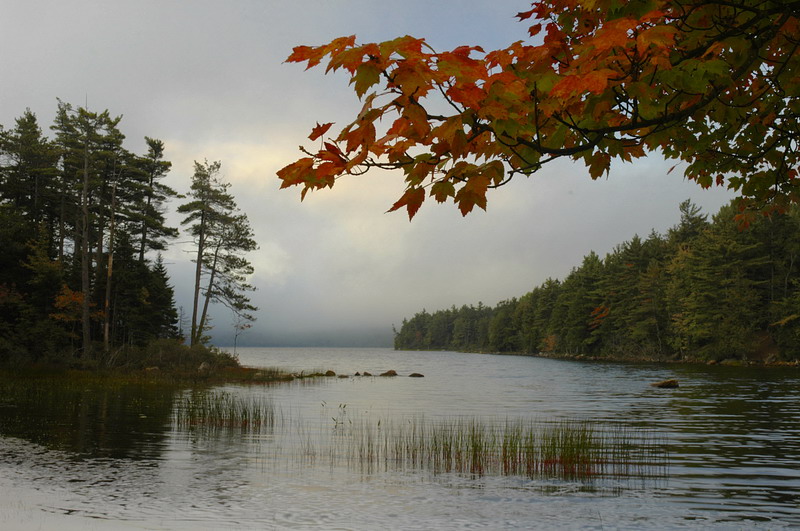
[1,347,799,530]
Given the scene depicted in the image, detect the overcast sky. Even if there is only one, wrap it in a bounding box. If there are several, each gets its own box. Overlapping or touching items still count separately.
[1,1,735,347]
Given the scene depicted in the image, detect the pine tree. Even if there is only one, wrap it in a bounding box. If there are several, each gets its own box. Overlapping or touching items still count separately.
[178,160,258,345]
[0,110,59,231]
[127,137,178,262]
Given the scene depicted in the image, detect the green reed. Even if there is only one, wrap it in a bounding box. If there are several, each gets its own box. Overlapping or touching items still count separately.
[173,389,278,433]
[328,416,667,481]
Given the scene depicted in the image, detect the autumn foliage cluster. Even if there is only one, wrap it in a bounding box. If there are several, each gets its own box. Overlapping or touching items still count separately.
[279,0,800,222]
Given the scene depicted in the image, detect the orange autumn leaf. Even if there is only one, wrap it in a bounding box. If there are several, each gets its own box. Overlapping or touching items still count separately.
[550,69,616,99]
[388,186,426,220]
[446,84,485,108]
[308,122,334,141]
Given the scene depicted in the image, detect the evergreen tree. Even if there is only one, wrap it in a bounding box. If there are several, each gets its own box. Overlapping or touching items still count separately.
[0,110,59,231]
[488,299,519,352]
[127,137,178,262]
[178,160,258,345]
[51,101,128,356]
[395,200,799,362]
[148,254,181,340]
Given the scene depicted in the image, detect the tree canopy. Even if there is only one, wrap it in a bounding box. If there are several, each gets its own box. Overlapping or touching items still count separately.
[394,200,800,363]
[278,0,800,223]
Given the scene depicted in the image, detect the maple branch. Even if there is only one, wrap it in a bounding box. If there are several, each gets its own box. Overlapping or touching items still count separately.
[280,0,800,218]
[669,1,795,65]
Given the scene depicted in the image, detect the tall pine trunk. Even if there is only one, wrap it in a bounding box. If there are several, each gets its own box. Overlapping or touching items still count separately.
[80,129,91,358]
[196,241,222,343]
[138,171,154,262]
[190,210,206,346]
[103,183,117,354]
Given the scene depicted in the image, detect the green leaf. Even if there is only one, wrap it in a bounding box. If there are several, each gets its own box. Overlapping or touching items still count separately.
[430,180,456,203]
[352,62,381,98]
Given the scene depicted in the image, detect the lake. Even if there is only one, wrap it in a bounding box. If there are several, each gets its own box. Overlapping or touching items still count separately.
[0,347,798,529]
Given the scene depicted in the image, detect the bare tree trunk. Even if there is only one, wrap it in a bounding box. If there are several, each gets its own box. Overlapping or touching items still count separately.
[138,171,154,263]
[190,211,206,346]
[58,196,65,261]
[80,129,91,358]
[94,182,106,299]
[103,183,117,354]
[196,241,222,344]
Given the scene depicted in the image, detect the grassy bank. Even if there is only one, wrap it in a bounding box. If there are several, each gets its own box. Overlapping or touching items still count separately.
[0,339,308,386]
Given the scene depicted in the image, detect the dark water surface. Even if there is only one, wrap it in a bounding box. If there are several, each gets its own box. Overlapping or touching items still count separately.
[0,348,798,529]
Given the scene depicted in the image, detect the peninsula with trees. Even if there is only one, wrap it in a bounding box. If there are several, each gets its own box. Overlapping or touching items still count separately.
[0,102,257,370]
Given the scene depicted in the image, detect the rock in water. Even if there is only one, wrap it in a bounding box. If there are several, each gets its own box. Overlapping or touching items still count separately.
[651,379,679,389]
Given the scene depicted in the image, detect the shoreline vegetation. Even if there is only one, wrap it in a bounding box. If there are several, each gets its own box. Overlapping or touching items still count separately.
[529,349,800,368]
[0,367,670,484]
[396,347,800,368]
[394,200,800,367]
[0,339,316,386]
[0,103,258,371]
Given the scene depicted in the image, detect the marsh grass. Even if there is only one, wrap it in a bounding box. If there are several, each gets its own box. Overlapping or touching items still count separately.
[1,368,666,484]
[327,416,668,481]
[173,390,279,434]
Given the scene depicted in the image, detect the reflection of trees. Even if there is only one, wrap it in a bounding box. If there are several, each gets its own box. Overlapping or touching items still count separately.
[659,365,800,510]
[666,365,800,441]
[0,374,177,459]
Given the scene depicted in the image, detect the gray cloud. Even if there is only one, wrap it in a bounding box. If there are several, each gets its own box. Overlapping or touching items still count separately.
[1,1,735,346]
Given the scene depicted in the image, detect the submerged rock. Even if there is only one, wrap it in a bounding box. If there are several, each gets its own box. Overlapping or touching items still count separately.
[362,371,372,376]
[651,379,679,389]
[408,373,424,378]
[380,370,398,377]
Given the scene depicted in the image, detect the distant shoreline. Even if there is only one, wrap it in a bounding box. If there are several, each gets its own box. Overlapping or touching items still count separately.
[395,348,800,368]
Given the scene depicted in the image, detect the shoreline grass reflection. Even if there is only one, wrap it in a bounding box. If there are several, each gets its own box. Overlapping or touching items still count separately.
[169,390,668,483]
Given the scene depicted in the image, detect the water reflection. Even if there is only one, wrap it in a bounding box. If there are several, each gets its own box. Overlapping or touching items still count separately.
[0,350,799,529]
[0,374,175,459]
[651,364,800,521]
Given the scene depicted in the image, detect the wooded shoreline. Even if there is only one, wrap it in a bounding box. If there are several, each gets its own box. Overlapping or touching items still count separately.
[394,200,800,365]
[396,347,800,368]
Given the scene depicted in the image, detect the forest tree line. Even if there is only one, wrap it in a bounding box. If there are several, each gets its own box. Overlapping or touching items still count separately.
[0,102,257,364]
[394,201,800,363]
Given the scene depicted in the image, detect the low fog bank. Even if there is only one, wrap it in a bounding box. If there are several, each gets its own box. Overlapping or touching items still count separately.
[213,326,394,348]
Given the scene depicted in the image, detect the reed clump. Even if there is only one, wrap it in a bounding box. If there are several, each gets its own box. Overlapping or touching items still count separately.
[330,417,667,481]
[173,390,278,433]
